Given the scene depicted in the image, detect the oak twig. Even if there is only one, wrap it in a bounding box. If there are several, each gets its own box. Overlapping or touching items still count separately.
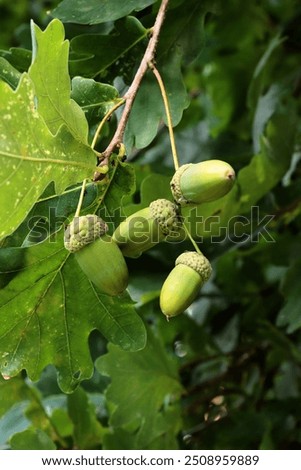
[93,0,170,181]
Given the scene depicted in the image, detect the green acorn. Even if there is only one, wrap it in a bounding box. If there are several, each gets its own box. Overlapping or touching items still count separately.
[170,159,235,206]
[112,199,182,258]
[64,214,128,296]
[160,251,212,318]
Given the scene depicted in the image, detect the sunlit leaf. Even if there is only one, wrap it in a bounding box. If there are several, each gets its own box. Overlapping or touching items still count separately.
[0,75,97,241]
[29,19,89,141]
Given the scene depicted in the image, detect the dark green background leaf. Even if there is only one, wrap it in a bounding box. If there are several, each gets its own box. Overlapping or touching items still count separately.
[125,46,189,150]
[98,160,136,231]
[10,429,56,450]
[53,0,156,25]
[96,329,183,449]
[0,47,32,72]
[69,17,147,78]
[277,260,301,334]
[71,77,120,124]
[2,183,98,248]
[67,387,103,448]
[158,0,220,63]
[0,57,21,89]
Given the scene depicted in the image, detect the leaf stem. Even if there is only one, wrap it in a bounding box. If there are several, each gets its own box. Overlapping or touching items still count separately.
[183,221,202,254]
[91,99,125,151]
[75,178,87,217]
[94,0,170,181]
[149,62,179,171]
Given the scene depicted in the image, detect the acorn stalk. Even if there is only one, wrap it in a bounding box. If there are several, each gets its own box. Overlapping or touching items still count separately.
[160,251,212,318]
[112,199,182,258]
[64,214,128,296]
[171,159,235,206]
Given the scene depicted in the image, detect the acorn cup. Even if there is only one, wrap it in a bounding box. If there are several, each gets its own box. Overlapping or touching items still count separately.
[170,159,235,206]
[64,214,129,296]
[112,198,183,258]
[160,251,212,318]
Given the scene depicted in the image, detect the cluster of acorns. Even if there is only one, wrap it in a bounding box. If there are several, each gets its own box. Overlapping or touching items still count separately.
[64,160,235,319]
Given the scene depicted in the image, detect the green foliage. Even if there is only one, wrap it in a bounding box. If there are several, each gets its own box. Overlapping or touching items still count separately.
[0,74,96,240]
[10,429,56,450]
[0,58,21,89]
[69,17,148,79]
[53,0,157,25]
[29,19,89,141]
[0,234,146,392]
[125,46,189,149]
[277,260,301,334]
[71,77,120,125]
[97,329,183,449]
[67,387,104,448]
[1,0,301,451]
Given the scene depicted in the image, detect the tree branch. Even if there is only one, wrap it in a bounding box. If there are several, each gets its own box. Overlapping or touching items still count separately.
[93,0,170,181]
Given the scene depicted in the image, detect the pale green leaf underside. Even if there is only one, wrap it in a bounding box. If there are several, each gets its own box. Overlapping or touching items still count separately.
[0,75,96,241]
[29,19,89,142]
[0,232,146,392]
